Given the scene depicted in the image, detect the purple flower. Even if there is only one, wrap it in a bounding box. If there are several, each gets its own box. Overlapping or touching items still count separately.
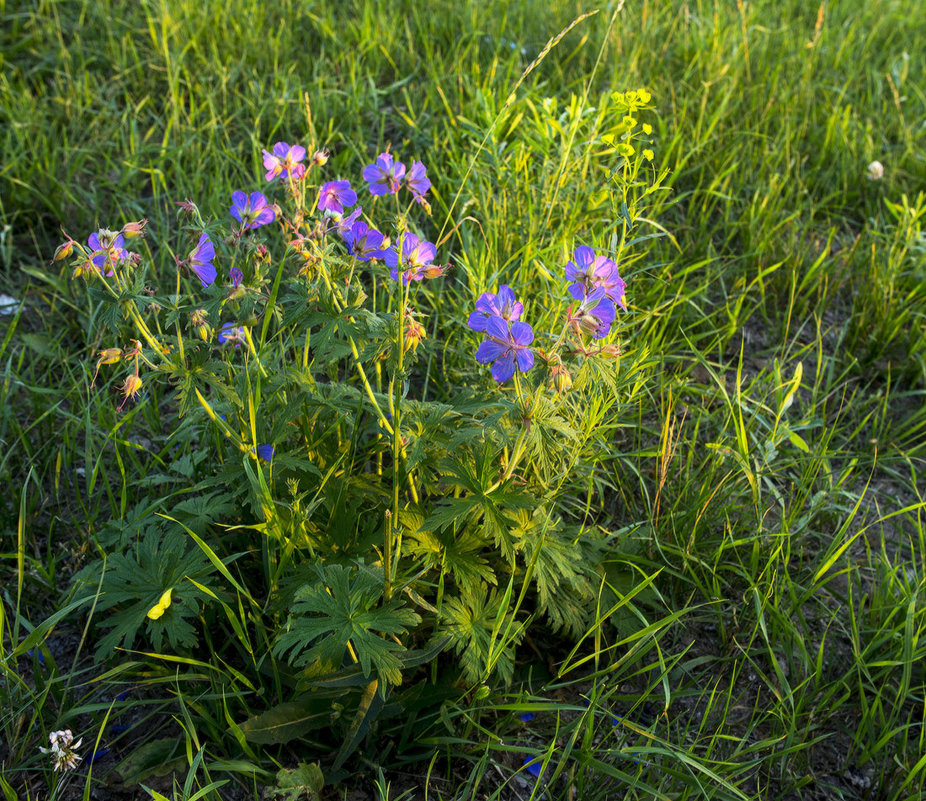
[519,712,535,722]
[229,267,244,288]
[230,191,275,230]
[88,230,129,276]
[217,323,246,345]
[188,232,216,288]
[262,142,306,182]
[343,221,398,266]
[476,316,535,383]
[256,444,274,461]
[405,160,431,201]
[522,756,545,780]
[390,233,442,284]
[363,153,406,196]
[318,180,358,215]
[468,285,523,332]
[566,246,626,309]
[570,287,616,340]
[334,206,363,235]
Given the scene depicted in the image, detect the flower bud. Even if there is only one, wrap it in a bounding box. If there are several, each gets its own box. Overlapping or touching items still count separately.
[118,374,143,410]
[53,240,75,262]
[405,319,426,353]
[191,309,211,342]
[121,219,148,238]
[550,362,572,393]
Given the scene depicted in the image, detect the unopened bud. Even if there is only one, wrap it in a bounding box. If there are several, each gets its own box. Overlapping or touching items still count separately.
[550,363,572,393]
[405,319,426,353]
[53,240,75,262]
[121,219,148,238]
[118,374,143,410]
[191,309,211,342]
[91,347,122,385]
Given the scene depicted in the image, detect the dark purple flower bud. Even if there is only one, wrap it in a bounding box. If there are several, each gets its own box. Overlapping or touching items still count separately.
[256,444,274,461]
[318,180,358,215]
[476,316,535,383]
[363,152,406,196]
[468,285,523,332]
[229,267,244,288]
[230,191,275,230]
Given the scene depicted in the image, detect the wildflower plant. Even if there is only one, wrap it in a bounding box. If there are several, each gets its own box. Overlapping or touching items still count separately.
[59,90,663,765]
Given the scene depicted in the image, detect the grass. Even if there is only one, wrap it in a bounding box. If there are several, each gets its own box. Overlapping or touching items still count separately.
[2,0,926,798]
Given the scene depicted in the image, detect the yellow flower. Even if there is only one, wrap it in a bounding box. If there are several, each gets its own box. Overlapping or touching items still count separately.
[147,588,172,620]
[643,149,654,161]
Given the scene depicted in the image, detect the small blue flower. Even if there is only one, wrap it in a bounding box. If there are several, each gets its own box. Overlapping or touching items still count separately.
[519,712,535,723]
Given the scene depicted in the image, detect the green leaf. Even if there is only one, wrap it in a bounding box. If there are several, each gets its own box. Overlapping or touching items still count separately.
[239,697,334,745]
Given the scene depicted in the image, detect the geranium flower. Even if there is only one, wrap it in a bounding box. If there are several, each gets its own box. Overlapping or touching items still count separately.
[363,153,406,196]
[230,191,275,230]
[343,221,398,266]
[476,316,534,382]
[262,142,306,182]
[405,160,431,201]
[318,180,357,215]
[389,233,443,284]
[217,322,246,345]
[188,232,216,287]
[333,205,363,235]
[88,230,129,276]
[566,245,626,309]
[570,287,616,340]
[467,285,523,332]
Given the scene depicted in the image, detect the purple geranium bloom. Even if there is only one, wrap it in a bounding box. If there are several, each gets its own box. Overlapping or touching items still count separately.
[88,230,129,276]
[230,191,275,230]
[571,287,616,340]
[390,233,441,284]
[229,267,244,288]
[318,180,357,215]
[217,322,246,345]
[522,756,545,780]
[467,285,523,332]
[262,142,306,182]
[343,221,399,266]
[363,153,406,196]
[566,246,626,309]
[334,206,363,235]
[188,232,216,287]
[405,160,431,201]
[256,444,274,461]
[476,315,535,383]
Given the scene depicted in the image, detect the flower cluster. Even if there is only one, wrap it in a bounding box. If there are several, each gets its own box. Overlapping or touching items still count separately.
[40,729,82,772]
[468,247,626,384]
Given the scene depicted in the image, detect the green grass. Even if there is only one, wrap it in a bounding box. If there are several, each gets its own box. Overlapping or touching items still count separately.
[2,0,926,799]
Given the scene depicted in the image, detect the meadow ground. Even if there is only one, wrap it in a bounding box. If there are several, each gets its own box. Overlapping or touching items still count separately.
[1,0,925,799]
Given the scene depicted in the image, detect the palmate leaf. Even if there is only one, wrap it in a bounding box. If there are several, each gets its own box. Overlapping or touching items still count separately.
[74,529,218,658]
[274,563,420,686]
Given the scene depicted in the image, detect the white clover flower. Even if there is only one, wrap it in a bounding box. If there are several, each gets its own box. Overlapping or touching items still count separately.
[39,729,82,772]
[866,160,884,181]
